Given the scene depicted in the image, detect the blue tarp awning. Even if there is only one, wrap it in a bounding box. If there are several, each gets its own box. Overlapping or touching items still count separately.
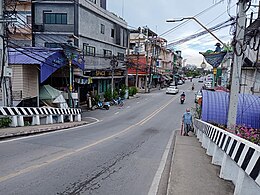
[8,47,84,83]
[201,90,260,128]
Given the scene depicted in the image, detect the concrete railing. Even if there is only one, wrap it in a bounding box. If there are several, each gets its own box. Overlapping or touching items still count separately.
[194,119,260,195]
[0,106,81,127]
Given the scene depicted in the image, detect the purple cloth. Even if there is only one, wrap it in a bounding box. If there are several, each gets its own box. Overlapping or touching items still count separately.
[201,90,260,128]
[8,47,84,83]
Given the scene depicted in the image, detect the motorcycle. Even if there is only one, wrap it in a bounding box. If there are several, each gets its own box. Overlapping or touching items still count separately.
[92,100,110,110]
[180,96,185,104]
[111,97,124,107]
[192,86,194,91]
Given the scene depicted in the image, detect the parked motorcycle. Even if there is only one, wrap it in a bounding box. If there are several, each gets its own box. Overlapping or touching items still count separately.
[111,97,124,107]
[92,100,110,110]
[180,96,185,104]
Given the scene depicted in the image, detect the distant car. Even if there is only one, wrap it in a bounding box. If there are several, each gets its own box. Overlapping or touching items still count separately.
[166,85,179,94]
[195,91,202,103]
[177,80,184,85]
[198,78,204,83]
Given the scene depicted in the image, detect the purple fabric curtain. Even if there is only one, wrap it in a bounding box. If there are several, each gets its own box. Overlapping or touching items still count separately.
[201,90,260,128]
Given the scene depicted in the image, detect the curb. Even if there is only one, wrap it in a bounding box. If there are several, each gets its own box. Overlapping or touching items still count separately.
[0,122,88,141]
[166,130,179,195]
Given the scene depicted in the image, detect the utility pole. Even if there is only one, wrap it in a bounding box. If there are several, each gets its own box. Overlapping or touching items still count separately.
[145,27,149,93]
[135,36,140,88]
[0,0,16,107]
[125,31,130,94]
[110,55,118,96]
[227,0,247,128]
[148,38,154,92]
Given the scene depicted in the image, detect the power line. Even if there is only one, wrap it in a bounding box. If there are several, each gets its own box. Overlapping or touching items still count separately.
[167,18,235,47]
[160,0,225,37]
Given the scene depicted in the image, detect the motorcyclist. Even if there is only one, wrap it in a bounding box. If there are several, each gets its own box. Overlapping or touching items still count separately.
[180,92,186,104]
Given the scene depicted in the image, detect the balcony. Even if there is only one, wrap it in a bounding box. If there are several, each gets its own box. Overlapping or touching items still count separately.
[34,24,74,33]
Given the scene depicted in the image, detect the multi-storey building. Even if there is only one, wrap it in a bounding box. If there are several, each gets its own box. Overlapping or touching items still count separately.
[31,0,128,101]
[127,27,176,91]
[5,0,32,47]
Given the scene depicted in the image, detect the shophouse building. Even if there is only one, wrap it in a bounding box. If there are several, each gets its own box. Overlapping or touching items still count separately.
[127,27,177,91]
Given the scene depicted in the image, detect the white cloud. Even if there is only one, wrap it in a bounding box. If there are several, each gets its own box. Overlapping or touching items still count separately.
[107,0,236,65]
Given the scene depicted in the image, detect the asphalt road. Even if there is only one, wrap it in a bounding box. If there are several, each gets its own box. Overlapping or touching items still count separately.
[0,81,201,195]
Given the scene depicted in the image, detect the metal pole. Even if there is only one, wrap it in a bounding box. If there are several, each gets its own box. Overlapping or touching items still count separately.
[111,65,114,96]
[69,59,73,107]
[227,0,247,128]
[0,0,5,106]
[145,41,149,93]
[166,17,227,47]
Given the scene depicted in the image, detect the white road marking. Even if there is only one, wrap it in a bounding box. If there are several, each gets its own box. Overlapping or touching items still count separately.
[137,102,140,104]
[148,129,176,195]
[0,99,177,183]
[115,112,119,115]
[127,106,130,108]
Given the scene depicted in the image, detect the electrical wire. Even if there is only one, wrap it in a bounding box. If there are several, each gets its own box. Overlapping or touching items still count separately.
[167,18,235,47]
[160,0,225,37]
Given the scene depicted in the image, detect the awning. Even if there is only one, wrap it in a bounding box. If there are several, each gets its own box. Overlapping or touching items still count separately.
[202,90,260,128]
[8,47,85,83]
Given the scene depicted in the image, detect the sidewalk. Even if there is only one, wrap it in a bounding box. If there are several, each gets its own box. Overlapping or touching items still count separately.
[167,131,234,195]
[0,121,89,140]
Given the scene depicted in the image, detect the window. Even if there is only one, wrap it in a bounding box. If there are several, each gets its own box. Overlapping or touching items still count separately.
[117,52,124,61]
[45,42,61,48]
[101,24,105,34]
[111,28,114,38]
[85,45,95,56]
[44,13,67,24]
[26,15,31,24]
[103,49,112,58]
[89,0,96,3]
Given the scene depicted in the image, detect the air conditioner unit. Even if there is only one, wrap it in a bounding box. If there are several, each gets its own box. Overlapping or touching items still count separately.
[33,24,44,32]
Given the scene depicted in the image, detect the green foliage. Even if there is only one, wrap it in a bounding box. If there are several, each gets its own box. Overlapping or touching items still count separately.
[24,121,30,126]
[128,87,133,96]
[119,86,126,98]
[185,70,200,78]
[93,94,100,104]
[113,90,118,99]
[132,86,138,94]
[0,117,12,128]
[104,89,113,101]
[128,86,138,96]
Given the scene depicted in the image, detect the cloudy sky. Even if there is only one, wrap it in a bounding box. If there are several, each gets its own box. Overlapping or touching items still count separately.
[107,0,239,68]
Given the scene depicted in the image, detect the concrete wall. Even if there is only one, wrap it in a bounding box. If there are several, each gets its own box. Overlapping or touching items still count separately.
[10,65,38,99]
[34,0,128,70]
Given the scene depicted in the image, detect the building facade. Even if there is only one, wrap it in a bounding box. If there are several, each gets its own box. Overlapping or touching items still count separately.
[127,27,176,91]
[33,0,129,100]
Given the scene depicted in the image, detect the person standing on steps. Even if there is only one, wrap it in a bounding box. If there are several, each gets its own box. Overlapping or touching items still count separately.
[182,108,193,136]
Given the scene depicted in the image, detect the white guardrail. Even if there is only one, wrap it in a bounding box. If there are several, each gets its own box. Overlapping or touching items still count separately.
[194,119,260,195]
[0,107,81,127]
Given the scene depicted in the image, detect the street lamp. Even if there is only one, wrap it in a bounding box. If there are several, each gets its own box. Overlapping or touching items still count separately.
[167,17,228,88]
[166,17,227,47]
